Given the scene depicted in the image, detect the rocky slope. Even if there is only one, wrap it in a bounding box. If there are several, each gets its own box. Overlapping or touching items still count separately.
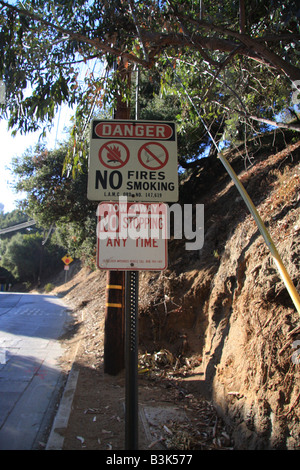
[139,133,300,449]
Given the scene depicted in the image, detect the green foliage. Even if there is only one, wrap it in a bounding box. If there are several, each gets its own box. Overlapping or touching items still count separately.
[11,141,97,226]
[135,68,217,164]
[0,265,15,285]
[0,209,40,253]
[0,0,299,146]
[0,208,28,230]
[11,136,98,267]
[44,282,54,292]
[1,134,99,283]
[0,232,64,283]
[52,216,97,268]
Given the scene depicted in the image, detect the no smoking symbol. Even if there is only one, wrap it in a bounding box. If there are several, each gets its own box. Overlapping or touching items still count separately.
[138,143,169,170]
[99,141,130,169]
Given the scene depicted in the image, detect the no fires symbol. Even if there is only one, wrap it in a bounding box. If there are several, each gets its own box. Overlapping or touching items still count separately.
[99,141,130,169]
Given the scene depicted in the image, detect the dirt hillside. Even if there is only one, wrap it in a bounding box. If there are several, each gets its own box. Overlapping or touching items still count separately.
[49,131,300,450]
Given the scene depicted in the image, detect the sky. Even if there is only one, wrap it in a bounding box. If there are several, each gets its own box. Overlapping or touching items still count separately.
[0,58,105,214]
[0,109,73,214]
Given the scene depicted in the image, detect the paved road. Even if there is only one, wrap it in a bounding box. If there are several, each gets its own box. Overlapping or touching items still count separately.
[0,292,72,450]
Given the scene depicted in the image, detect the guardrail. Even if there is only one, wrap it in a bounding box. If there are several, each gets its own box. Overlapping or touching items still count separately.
[0,220,36,235]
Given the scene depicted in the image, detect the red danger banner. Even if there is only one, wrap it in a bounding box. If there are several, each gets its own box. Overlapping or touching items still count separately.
[94,122,174,140]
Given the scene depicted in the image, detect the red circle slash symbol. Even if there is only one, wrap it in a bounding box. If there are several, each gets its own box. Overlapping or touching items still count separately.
[99,141,130,169]
[138,143,169,170]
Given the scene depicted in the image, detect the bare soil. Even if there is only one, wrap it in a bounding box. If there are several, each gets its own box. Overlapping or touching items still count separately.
[52,265,232,451]
[43,132,300,450]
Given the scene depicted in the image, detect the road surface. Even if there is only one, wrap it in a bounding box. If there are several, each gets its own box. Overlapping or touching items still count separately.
[0,292,72,450]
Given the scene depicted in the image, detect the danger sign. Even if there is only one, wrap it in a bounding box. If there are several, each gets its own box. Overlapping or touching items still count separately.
[96,201,168,271]
[88,120,178,202]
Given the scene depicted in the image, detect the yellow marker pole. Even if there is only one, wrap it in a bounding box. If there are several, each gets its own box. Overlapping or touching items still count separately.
[218,152,300,315]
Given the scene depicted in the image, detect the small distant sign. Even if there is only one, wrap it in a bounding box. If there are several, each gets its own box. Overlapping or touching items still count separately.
[62,255,73,265]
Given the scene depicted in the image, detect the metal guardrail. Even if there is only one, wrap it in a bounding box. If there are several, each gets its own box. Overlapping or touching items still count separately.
[0,220,36,235]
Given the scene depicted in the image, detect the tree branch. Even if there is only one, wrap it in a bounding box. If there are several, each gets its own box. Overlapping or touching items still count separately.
[178,156,207,169]
[239,0,246,34]
[0,0,150,67]
[247,115,300,132]
[128,0,149,62]
[2,0,299,81]
[174,11,300,81]
[214,101,300,132]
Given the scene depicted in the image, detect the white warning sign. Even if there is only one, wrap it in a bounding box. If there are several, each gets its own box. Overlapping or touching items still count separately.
[87,120,178,202]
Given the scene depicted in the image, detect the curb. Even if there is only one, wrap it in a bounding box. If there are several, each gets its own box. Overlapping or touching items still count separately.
[46,366,79,450]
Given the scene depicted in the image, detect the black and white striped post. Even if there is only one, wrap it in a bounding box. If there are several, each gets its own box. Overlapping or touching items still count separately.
[125,270,139,450]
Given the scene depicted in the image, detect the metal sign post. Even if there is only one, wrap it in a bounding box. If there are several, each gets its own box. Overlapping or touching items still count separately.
[89,113,178,450]
[125,270,139,450]
[97,201,168,449]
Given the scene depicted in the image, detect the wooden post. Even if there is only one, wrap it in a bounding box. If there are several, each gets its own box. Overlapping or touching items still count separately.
[104,58,131,375]
[104,272,125,374]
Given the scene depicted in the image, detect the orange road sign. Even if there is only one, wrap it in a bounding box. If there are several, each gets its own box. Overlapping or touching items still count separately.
[62,255,73,265]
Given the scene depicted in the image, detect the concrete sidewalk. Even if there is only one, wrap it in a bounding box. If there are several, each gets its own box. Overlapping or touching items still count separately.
[46,366,80,450]
[46,365,189,451]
